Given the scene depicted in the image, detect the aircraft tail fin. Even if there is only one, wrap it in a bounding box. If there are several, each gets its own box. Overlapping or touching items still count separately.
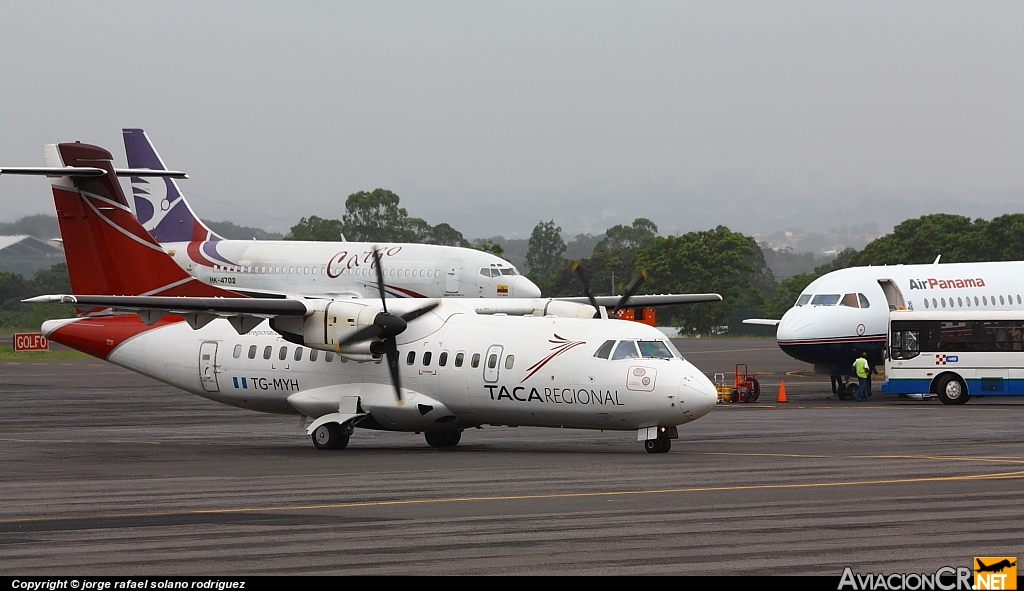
[122,128,223,243]
[46,141,239,298]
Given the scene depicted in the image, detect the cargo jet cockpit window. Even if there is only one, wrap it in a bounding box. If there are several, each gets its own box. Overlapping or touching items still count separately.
[795,294,812,306]
[810,294,841,306]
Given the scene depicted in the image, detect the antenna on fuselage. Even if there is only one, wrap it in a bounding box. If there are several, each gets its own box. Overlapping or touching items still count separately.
[933,254,942,264]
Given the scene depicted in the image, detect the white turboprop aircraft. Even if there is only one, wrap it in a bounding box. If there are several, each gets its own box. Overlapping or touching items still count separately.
[745,262,1024,384]
[19,141,721,452]
[119,128,541,300]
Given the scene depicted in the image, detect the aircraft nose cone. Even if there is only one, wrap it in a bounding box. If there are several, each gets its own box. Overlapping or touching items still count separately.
[777,309,813,341]
[679,371,717,419]
[513,276,542,298]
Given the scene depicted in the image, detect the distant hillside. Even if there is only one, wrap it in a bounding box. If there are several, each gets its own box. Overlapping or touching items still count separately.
[0,215,60,240]
[202,220,284,240]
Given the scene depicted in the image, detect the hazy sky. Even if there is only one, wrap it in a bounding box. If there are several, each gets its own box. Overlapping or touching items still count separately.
[2,1,1023,239]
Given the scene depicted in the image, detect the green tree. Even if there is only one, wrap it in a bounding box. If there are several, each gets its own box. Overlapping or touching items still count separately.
[764,272,818,318]
[635,226,771,333]
[287,215,345,241]
[526,220,567,277]
[342,189,415,242]
[475,240,504,258]
[425,222,471,247]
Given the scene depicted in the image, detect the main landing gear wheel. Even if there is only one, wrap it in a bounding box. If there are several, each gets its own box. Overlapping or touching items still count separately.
[425,430,462,448]
[644,435,672,454]
[312,423,350,450]
[936,375,970,405]
[838,383,857,401]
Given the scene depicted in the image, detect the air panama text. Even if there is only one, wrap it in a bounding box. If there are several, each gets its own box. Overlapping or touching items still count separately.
[485,385,625,405]
[909,278,986,290]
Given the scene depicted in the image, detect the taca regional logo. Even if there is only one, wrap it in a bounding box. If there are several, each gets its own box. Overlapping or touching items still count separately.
[837,556,1017,590]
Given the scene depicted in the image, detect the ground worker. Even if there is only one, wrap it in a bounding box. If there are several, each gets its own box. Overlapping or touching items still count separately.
[853,351,871,402]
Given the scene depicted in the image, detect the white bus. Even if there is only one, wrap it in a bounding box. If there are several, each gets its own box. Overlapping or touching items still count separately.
[882,310,1024,404]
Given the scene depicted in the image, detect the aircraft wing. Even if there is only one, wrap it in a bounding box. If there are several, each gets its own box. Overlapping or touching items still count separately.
[741,318,781,326]
[556,293,722,307]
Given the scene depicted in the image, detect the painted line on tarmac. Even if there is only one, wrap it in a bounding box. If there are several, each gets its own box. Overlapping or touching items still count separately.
[0,437,161,445]
[3,468,1022,525]
[681,451,1024,465]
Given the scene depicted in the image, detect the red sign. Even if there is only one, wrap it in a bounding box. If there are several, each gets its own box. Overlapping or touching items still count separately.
[13,333,48,351]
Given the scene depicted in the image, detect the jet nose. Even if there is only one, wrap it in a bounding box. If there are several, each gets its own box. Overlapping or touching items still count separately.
[512,276,542,298]
[679,371,717,419]
[776,308,813,342]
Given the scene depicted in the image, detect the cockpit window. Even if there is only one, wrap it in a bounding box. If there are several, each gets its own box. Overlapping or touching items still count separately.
[611,340,640,360]
[637,341,674,359]
[500,268,516,275]
[840,293,859,308]
[858,293,870,308]
[480,268,490,277]
[796,294,812,306]
[491,269,501,277]
[594,340,615,359]
[810,294,841,306]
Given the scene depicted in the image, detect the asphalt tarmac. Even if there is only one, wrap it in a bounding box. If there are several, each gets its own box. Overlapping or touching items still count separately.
[2,337,1022,575]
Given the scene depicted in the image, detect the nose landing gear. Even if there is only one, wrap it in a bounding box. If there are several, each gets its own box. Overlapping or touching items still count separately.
[644,434,672,453]
[425,430,462,448]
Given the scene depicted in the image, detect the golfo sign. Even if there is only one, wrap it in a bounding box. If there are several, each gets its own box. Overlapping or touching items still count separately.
[14,333,48,351]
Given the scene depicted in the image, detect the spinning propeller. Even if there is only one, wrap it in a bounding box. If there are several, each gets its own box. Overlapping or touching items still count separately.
[336,247,438,404]
[570,261,648,318]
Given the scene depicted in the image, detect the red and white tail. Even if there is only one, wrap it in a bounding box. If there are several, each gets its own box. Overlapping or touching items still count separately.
[46,142,239,298]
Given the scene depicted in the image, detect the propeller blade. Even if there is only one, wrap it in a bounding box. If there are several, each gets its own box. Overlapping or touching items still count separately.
[385,337,403,404]
[372,246,388,314]
[613,269,648,314]
[570,261,601,314]
[400,301,440,323]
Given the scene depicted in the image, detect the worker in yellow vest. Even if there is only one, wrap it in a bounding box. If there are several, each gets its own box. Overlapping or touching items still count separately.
[853,352,871,402]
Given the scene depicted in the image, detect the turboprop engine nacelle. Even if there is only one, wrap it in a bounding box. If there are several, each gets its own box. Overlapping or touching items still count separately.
[270,299,382,355]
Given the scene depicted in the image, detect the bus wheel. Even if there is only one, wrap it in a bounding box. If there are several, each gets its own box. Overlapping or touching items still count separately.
[936,375,970,405]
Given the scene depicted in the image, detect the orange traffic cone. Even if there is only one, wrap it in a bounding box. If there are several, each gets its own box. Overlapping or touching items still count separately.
[777,380,788,403]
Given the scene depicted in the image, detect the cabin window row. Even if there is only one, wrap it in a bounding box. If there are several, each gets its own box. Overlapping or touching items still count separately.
[231,344,516,370]
[213,264,442,279]
[402,350,515,370]
[921,294,1022,310]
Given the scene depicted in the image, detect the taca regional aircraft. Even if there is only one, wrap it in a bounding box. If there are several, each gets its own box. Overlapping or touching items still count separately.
[747,262,1024,373]
[18,142,720,452]
[120,128,541,300]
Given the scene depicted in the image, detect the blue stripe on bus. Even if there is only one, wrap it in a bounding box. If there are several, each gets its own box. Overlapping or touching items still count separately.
[883,377,1024,395]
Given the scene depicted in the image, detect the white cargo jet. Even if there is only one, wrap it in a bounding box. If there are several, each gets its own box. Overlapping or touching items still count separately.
[19,142,721,452]
[118,128,540,300]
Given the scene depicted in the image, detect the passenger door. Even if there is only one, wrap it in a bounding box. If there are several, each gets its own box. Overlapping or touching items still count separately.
[483,344,503,383]
[446,259,462,293]
[199,341,220,393]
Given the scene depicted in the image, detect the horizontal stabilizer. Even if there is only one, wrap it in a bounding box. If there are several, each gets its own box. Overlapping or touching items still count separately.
[115,168,188,178]
[0,167,187,178]
[742,318,781,326]
[24,294,308,317]
[557,293,722,307]
[1,167,106,177]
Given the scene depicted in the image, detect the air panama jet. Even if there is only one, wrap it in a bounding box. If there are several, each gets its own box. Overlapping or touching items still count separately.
[746,262,1024,374]
[17,141,720,452]
[120,128,541,300]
